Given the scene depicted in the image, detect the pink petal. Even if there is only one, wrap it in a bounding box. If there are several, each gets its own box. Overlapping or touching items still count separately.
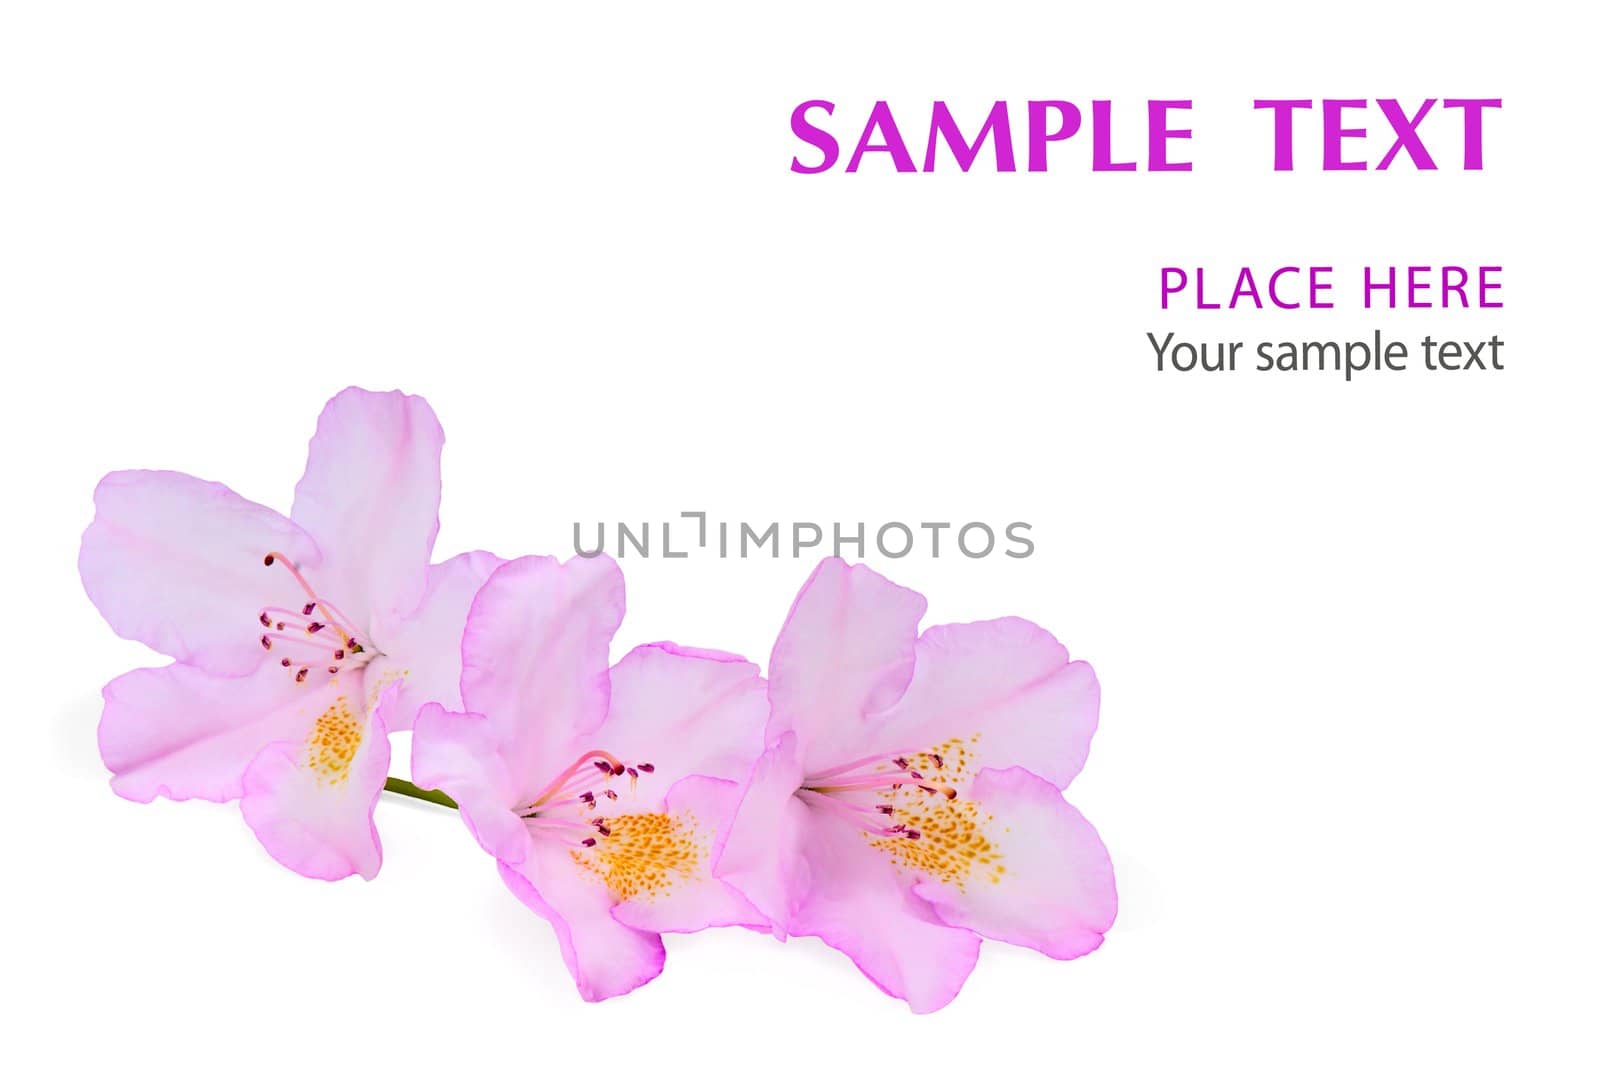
[371,550,503,731]
[768,558,927,768]
[872,617,1101,790]
[460,554,625,798]
[238,680,392,881]
[788,801,981,1013]
[714,733,812,939]
[289,387,443,628]
[595,642,768,810]
[911,766,1116,960]
[609,776,770,935]
[498,843,666,1002]
[80,470,321,677]
[100,660,319,803]
[411,704,532,866]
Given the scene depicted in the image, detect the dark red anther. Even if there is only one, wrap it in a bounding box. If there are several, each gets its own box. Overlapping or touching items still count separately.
[334,649,344,661]
[260,636,272,649]
[307,622,324,634]
[579,792,595,805]
[610,762,627,776]
[263,554,275,566]
[259,612,271,627]
[893,757,910,770]
[918,784,937,794]
[281,658,291,667]
[930,753,944,769]
[346,638,360,652]
[903,829,922,840]
[886,824,905,834]
[581,837,597,848]
[877,804,895,815]
[603,789,618,801]
[294,668,308,683]
[593,761,612,774]
[276,622,285,631]
[594,823,611,837]
[328,667,338,675]
[626,767,638,779]
[302,602,316,616]
[909,770,924,780]
[637,762,655,773]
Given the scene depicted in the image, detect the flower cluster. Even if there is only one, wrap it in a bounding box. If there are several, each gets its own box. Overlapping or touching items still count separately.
[80,387,1116,1012]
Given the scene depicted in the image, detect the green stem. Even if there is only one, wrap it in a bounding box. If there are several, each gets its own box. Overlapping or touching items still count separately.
[383,776,458,810]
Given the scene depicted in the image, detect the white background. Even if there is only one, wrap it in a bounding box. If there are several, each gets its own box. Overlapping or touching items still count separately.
[3,2,1596,1067]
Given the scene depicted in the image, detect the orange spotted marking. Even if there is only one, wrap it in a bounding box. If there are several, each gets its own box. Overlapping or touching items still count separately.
[303,696,364,785]
[571,811,707,901]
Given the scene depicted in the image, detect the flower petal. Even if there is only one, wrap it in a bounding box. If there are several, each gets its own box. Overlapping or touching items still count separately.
[498,842,666,1002]
[594,642,768,810]
[370,550,504,731]
[911,766,1116,960]
[460,554,625,798]
[290,387,443,627]
[609,776,770,935]
[411,703,531,866]
[874,617,1101,790]
[789,803,981,1013]
[100,660,318,803]
[768,557,927,767]
[714,732,812,939]
[80,470,321,676]
[238,679,392,881]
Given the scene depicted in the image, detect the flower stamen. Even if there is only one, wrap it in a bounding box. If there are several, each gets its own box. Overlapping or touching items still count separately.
[805,772,958,800]
[258,553,377,683]
[515,749,660,860]
[803,738,1003,890]
[518,750,655,819]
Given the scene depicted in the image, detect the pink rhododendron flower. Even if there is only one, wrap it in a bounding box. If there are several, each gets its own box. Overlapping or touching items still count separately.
[715,557,1116,1012]
[80,387,499,881]
[412,553,770,1001]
